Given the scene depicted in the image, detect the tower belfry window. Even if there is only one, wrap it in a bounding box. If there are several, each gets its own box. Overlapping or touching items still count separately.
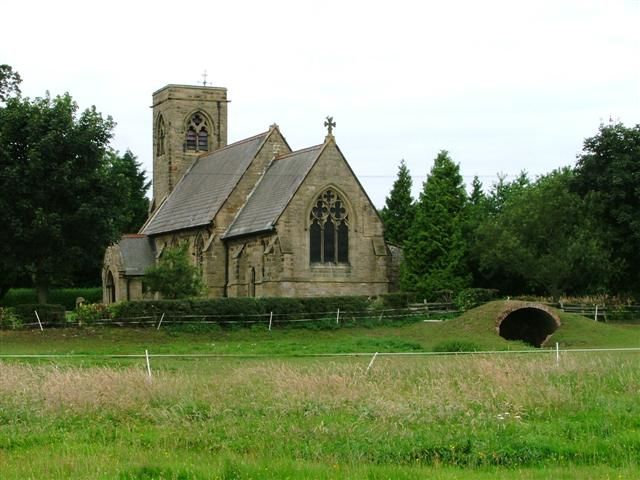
[185,112,209,152]
[309,189,349,264]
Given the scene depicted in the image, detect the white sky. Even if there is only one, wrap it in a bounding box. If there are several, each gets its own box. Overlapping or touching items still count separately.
[2,0,639,207]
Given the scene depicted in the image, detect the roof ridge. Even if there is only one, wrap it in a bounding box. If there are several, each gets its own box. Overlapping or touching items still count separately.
[205,131,269,155]
[275,144,323,160]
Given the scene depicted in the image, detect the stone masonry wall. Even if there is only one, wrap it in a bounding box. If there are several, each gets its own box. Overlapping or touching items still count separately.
[151,85,228,209]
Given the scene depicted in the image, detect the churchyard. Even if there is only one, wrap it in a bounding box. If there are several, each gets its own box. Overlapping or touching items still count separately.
[1,308,640,479]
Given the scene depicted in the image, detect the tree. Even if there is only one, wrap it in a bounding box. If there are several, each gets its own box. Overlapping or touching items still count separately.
[475,169,615,299]
[573,122,640,293]
[106,149,150,234]
[0,65,21,102]
[144,242,204,299]
[380,159,415,245]
[462,176,489,287]
[0,92,118,302]
[401,150,470,298]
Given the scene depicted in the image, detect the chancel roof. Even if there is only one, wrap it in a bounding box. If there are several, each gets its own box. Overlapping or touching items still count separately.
[142,132,269,235]
[224,145,323,238]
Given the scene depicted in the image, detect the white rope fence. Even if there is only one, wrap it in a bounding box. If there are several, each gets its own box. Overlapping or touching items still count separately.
[2,346,640,360]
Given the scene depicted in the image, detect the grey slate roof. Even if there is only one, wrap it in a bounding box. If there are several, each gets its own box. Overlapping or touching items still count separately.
[224,145,322,238]
[142,133,268,235]
[119,235,156,275]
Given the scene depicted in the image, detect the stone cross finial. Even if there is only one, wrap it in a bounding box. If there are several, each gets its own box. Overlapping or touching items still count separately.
[201,70,209,86]
[324,116,336,136]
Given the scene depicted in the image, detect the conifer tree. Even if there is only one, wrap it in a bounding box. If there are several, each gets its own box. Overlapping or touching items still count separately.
[381,159,415,245]
[401,150,470,298]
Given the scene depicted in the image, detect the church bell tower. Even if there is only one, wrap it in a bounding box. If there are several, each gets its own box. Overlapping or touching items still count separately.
[151,84,228,210]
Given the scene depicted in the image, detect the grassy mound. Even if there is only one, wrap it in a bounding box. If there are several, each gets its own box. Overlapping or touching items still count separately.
[408,300,637,350]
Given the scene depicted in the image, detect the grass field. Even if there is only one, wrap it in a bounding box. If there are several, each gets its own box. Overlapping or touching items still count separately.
[1,304,640,479]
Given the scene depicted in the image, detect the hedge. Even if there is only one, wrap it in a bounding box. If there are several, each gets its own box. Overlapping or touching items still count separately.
[0,288,102,310]
[110,295,374,324]
[12,304,66,325]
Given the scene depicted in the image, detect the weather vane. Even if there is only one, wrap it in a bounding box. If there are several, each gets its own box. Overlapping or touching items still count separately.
[324,116,336,135]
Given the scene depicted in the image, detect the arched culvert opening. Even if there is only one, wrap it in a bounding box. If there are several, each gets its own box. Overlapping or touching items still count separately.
[497,304,561,348]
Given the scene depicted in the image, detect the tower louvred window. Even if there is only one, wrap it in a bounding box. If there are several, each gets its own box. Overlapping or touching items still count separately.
[309,189,349,264]
[185,112,209,152]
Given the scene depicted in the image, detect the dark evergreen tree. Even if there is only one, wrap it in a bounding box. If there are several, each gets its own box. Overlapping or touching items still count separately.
[401,150,470,299]
[380,159,415,245]
[463,175,489,287]
[107,149,150,234]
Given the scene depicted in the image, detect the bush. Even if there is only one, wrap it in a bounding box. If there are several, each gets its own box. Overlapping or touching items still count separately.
[0,307,20,329]
[12,304,66,325]
[454,288,500,311]
[76,303,111,324]
[433,340,480,353]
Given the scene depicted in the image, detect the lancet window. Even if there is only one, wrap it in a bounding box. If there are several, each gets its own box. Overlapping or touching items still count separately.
[156,115,166,156]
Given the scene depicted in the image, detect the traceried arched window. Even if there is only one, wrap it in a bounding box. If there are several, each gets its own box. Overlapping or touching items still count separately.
[185,112,209,152]
[156,115,166,156]
[310,189,349,264]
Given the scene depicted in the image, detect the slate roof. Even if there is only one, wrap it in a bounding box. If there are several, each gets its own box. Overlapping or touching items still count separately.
[142,132,269,235]
[119,235,156,275]
[224,145,322,238]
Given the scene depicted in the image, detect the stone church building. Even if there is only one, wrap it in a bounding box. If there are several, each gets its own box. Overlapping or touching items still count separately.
[103,84,394,303]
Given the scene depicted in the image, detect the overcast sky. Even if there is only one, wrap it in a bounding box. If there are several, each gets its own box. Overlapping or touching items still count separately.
[2,0,639,207]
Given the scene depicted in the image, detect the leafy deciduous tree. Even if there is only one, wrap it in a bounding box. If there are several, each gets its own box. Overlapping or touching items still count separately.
[573,122,640,293]
[475,169,615,299]
[144,242,204,299]
[0,64,21,102]
[0,93,118,302]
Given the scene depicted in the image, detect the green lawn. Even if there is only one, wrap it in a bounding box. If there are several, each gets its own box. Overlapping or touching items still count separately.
[1,305,640,479]
[2,301,638,358]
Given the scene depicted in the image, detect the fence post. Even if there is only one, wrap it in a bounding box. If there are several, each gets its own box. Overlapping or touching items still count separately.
[594,305,598,322]
[34,311,44,332]
[366,352,379,374]
[145,349,152,380]
[336,308,340,325]
[156,312,165,330]
[269,312,273,331]
[556,342,560,367]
